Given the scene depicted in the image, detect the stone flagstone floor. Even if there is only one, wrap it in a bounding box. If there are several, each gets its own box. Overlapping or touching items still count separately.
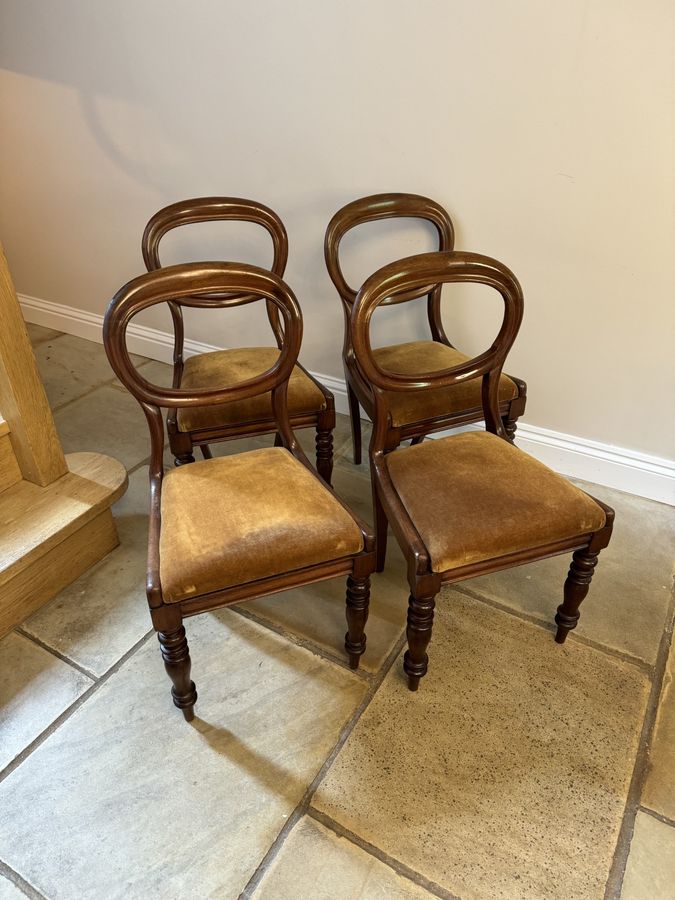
[0,323,674,899]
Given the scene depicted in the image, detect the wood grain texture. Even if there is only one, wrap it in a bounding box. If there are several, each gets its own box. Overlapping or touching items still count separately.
[0,243,67,485]
[0,509,119,638]
[0,432,22,493]
[0,451,127,585]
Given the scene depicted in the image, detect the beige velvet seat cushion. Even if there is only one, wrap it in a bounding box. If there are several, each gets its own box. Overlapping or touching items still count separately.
[176,348,327,433]
[159,447,363,603]
[386,432,606,573]
[373,341,518,427]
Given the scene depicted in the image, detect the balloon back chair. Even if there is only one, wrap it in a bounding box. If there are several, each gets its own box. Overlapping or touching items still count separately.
[324,192,527,460]
[143,197,336,483]
[104,261,375,719]
[350,249,613,691]
[325,193,528,569]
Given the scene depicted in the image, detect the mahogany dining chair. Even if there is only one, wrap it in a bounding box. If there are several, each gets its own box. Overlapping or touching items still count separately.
[324,193,527,472]
[143,197,336,482]
[104,261,375,719]
[349,249,613,691]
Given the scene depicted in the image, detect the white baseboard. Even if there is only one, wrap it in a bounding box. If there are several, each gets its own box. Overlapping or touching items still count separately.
[20,293,675,506]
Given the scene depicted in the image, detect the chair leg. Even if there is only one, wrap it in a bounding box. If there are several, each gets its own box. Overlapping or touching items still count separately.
[372,483,388,573]
[347,383,362,465]
[344,573,370,669]
[502,413,518,444]
[274,432,283,447]
[157,622,198,720]
[199,444,213,460]
[410,436,424,446]
[315,425,334,485]
[555,547,600,643]
[175,452,195,466]
[403,591,436,691]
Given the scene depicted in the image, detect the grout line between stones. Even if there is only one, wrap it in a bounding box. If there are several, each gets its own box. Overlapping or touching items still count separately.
[237,630,407,899]
[638,806,675,830]
[307,808,461,900]
[0,630,155,786]
[603,581,675,899]
[450,583,654,674]
[14,628,99,681]
[0,859,48,900]
[229,604,377,683]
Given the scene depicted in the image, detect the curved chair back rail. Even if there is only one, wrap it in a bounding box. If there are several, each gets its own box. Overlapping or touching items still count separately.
[104,262,301,411]
[142,196,289,350]
[324,192,455,310]
[350,250,524,440]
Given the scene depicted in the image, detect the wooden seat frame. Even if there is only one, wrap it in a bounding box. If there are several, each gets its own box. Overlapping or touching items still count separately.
[350,249,613,691]
[143,197,336,482]
[104,262,375,719]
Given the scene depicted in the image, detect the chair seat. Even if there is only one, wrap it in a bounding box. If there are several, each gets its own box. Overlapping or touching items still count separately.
[159,448,363,603]
[386,432,606,573]
[176,347,327,433]
[373,341,518,427]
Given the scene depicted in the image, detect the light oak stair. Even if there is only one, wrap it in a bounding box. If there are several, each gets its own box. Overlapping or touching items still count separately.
[0,244,127,638]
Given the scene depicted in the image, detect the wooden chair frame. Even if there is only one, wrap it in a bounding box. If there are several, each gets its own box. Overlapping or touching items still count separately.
[104,262,375,719]
[324,193,527,467]
[351,250,613,690]
[143,197,336,482]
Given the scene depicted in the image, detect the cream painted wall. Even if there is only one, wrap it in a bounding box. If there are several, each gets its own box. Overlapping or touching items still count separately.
[1,0,673,458]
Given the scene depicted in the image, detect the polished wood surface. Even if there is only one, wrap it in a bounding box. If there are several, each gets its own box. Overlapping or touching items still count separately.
[324,193,527,469]
[142,197,336,481]
[104,261,375,719]
[350,249,613,690]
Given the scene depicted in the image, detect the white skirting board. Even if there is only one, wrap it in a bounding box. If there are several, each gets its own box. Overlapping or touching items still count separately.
[20,292,675,506]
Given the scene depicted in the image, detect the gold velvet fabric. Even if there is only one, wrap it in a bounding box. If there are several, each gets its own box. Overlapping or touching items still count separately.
[372,341,518,427]
[176,348,327,433]
[386,432,606,573]
[159,447,363,603]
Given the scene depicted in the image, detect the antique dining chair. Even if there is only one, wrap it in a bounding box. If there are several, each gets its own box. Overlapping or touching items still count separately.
[143,197,336,482]
[350,249,614,691]
[103,261,375,719]
[325,193,527,469]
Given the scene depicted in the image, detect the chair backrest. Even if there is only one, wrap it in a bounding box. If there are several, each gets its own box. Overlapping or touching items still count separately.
[142,197,289,358]
[350,250,524,446]
[103,262,303,477]
[324,193,455,325]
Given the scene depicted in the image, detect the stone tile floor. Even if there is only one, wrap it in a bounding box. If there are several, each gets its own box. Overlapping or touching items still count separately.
[0,324,673,899]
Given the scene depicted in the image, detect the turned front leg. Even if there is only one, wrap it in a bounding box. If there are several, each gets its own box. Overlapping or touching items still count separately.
[403,592,436,691]
[157,624,198,720]
[502,414,518,443]
[345,574,370,669]
[555,548,599,643]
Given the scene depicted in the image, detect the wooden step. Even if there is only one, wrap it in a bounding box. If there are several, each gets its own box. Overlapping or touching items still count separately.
[0,451,128,637]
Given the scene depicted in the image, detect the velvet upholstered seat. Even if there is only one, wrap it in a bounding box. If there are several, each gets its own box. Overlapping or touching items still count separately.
[159,447,363,603]
[176,348,327,433]
[349,249,614,692]
[387,432,606,572]
[375,341,518,427]
[103,261,375,720]
[143,198,335,481]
